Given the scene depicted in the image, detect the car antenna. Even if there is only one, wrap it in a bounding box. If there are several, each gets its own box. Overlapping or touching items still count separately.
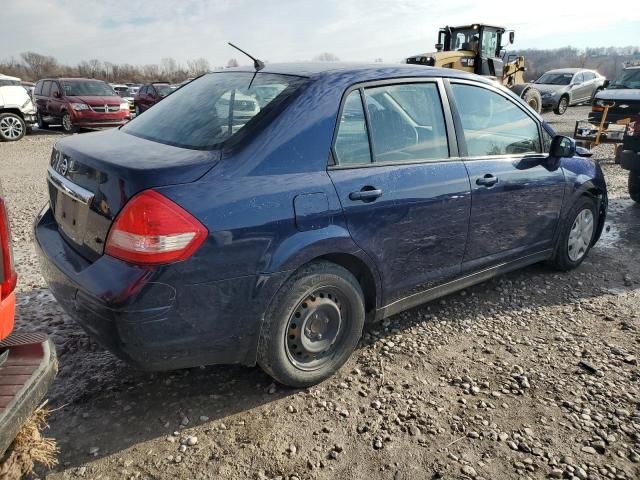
[228,42,264,71]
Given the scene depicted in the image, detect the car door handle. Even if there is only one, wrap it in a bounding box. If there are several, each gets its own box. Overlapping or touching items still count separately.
[349,188,383,201]
[476,175,498,187]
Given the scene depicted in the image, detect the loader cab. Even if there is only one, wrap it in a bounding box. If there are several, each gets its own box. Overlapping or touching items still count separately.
[439,24,510,79]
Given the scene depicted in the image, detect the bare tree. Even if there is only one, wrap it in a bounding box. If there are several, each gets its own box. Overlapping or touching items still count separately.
[20,51,58,80]
[187,58,210,77]
[226,58,239,68]
[313,52,340,62]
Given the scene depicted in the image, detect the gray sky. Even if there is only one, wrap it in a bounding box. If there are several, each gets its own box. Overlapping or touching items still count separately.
[2,0,639,67]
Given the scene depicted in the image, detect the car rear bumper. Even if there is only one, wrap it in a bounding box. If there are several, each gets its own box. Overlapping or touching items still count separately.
[34,206,288,370]
[0,332,57,456]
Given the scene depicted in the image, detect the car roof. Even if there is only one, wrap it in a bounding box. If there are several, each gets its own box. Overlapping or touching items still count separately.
[41,77,106,82]
[545,68,592,74]
[221,62,494,85]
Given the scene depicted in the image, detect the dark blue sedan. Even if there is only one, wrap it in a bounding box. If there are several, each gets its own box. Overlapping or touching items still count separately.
[35,63,607,387]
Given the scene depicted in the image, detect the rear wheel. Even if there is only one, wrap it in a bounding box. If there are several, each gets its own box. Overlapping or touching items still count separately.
[0,113,26,142]
[37,112,49,130]
[549,196,598,271]
[554,96,569,115]
[257,261,365,387]
[61,112,77,133]
[522,88,542,114]
[629,171,640,203]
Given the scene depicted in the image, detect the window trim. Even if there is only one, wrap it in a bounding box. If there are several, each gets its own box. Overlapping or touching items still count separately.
[329,77,458,170]
[445,78,546,161]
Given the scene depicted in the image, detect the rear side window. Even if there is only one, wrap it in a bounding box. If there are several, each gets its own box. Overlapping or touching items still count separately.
[35,81,43,95]
[123,72,307,149]
[583,71,595,81]
[450,83,541,156]
[364,83,449,162]
[334,91,372,166]
[42,80,52,97]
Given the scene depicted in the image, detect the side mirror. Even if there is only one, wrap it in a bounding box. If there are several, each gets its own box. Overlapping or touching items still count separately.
[550,135,576,158]
[509,31,515,44]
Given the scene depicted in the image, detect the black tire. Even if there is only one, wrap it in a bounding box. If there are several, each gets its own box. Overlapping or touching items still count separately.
[522,88,542,114]
[37,111,49,130]
[257,261,365,387]
[61,111,78,133]
[549,196,598,271]
[0,112,26,142]
[554,96,569,115]
[629,171,640,204]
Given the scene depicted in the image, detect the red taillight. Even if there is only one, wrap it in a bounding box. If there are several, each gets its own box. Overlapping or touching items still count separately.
[0,198,17,300]
[105,190,208,265]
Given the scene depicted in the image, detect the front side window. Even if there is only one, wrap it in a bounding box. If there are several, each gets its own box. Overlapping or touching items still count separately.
[334,90,371,166]
[50,82,60,97]
[451,83,541,157]
[480,30,498,58]
[364,83,449,162]
[123,72,306,149]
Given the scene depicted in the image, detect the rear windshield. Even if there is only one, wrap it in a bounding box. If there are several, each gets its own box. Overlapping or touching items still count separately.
[123,72,307,149]
[63,80,115,96]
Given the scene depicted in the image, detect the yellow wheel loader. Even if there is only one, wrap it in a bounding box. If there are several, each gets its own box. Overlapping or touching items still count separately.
[407,24,543,113]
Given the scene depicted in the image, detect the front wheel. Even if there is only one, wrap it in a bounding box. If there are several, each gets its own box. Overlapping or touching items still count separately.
[554,96,569,115]
[629,171,640,203]
[522,88,542,114]
[549,196,598,271]
[257,261,365,387]
[61,112,78,133]
[0,113,26,142]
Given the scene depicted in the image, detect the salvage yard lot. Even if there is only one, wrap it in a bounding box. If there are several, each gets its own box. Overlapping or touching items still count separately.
[3,106,640,479]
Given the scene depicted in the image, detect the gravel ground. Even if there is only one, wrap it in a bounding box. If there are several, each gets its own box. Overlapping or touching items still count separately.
[1,107,639,480]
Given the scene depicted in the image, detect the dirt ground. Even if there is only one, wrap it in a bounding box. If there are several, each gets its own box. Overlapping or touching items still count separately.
[2,106,639,480]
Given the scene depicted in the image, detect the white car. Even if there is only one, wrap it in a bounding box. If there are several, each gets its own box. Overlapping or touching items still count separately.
[0,74,37,141]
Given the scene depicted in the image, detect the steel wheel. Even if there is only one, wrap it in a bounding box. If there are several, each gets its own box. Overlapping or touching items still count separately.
[0,115,24,140]
[567,208,594,261]
[285,287,348,371]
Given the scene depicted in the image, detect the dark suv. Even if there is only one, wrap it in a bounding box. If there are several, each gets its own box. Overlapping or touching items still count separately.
[133,82,173,115]
[34,78,130,133]
[35,64,607,387]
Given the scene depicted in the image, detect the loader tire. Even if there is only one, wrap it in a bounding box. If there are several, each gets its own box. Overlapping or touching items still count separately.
[522,88,542,114]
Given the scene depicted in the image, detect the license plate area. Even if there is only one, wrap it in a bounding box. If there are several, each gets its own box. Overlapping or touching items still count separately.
[47,166,94,247]
[53,190,89,245]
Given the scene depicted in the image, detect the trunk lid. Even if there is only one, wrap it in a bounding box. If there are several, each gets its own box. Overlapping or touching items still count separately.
[48,129,219,261]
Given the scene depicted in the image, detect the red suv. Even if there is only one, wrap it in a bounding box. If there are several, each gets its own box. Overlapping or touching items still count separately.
[34,78,130,133]
[133,82,174,115]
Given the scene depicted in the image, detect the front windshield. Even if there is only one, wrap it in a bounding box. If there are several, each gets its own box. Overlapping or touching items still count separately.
[123,72,307,149]
[63,80,115,96]
[155,84,173,97]
[535,73,573,85]
[450,29,479,52]
[610,69,640,89]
